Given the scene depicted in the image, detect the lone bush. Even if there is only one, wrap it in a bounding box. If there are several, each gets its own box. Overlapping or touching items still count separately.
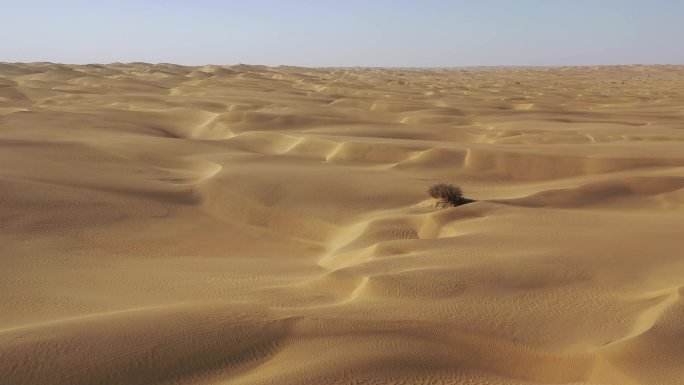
[427,183,468,207]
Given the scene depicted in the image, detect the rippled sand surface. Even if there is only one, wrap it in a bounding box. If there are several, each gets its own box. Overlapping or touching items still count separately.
[2,63,684,385]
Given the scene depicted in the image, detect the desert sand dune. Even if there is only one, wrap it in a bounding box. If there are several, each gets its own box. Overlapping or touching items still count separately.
[1,63,684,384]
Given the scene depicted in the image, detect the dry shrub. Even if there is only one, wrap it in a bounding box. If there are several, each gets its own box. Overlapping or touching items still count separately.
[427,183,467,207]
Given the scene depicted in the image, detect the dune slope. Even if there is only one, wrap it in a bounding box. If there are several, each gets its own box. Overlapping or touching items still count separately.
[1,63,684,384]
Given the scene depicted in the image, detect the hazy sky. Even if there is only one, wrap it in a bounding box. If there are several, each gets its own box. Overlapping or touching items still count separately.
[2,0,683,66]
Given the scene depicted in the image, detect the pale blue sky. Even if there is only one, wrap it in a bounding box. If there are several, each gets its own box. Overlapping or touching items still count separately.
[2,0,683,66]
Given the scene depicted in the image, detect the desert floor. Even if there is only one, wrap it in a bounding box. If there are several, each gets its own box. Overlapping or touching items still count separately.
[1,63,684,385]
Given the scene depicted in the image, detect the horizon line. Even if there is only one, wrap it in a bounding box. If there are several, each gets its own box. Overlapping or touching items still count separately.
[3,61,684,70]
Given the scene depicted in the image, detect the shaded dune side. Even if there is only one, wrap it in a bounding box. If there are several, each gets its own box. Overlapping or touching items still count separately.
[500,176,684,208]
[228,318,640,385]
[602,287,684,384]
[0,304,291,385]
[0,309,640,385]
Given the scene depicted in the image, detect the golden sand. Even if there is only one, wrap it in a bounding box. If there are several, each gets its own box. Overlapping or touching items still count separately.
[1,63,683,384]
